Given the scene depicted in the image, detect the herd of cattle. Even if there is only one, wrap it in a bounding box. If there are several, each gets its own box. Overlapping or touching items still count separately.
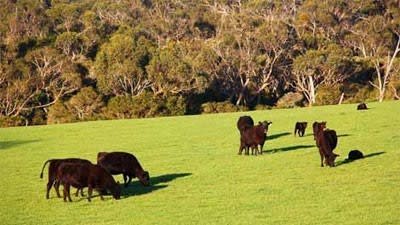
[236,102,368,166]
[40,103,367,202]
[39,152,149,202]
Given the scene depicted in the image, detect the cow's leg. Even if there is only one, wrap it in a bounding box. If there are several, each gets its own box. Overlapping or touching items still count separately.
[62,184,68,202]
[75,188,80,197]
[87,185,93,202]
[46,180,54,199]
[66,185,72,202]
[238,140,245,155]
[259,142,264,155]
[80,188,85,197]
[99,189,105,200]
[54,180,61,198]
[319,150,324,167]
[245,146,249,155]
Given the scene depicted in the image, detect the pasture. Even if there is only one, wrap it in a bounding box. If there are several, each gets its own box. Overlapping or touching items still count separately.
[0,101,399,225]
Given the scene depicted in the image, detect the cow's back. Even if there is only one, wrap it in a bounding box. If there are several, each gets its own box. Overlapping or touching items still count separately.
[237,116,254,133]
[97,152,141,175]
[324,129,337,150]
[57,163,91,188]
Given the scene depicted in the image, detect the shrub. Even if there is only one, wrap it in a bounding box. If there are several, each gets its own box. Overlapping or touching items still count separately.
[315,85,342,106]
[201,101,247,114]
[105,96,136,119]
[47,102,75,124]
[276,92,304,108]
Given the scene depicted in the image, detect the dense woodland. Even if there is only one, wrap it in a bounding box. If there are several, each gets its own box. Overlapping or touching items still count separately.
[1,0,400,126]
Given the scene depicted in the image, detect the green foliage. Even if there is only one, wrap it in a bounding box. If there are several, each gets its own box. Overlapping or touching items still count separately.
[315,85,342,106]
[68,87,104,121]
[201,101,248,114]
[47,101,75,124]
[104,96,136,119]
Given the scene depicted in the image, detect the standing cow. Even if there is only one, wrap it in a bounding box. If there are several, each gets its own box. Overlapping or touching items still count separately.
[294,122,307,137]
[238,121,272,155]
[97,152,150,187]
[39,158,92,199]
[57,162,121,202]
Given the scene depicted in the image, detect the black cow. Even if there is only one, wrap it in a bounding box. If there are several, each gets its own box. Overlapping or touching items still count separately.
[348,150,364,160]
[357,103,368,110]
[294,122,307,137]
[97,152,150,187]
[238,121,272,155]
[39,158,92,199]
[314,122,339,167]
[57,162,121,202]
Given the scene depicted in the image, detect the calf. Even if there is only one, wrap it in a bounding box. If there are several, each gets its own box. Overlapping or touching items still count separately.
[57,162,121,202]
[97,152,150,187]
[357,103,368,110]
[294,122,307,137]
[238,121,272,155]
[314,122,339,167]
[39,158,92,199]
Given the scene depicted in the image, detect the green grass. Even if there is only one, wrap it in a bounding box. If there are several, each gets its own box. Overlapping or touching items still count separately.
[0,101,399,225]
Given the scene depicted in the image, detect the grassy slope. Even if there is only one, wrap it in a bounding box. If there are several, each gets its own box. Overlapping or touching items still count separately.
[0,101,399,225]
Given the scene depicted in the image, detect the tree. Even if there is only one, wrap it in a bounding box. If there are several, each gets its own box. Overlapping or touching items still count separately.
[345,15,400,102]
[292,44,353,106]
[68,87,103,120]
[93,27,154,96]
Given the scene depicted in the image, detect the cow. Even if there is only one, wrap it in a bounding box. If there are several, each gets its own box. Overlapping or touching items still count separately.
[357,103,368,110]
[348,150,364,160]
[56,162,121,202]
[238,121,272,155]
[237,116,254,134]
[294,122,307,137]
[314,122,339,167]
[39,158,92,199]
[97,152,150,187]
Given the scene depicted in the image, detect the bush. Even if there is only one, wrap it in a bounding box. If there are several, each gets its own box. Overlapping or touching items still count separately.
[201,101,248,114]
[47,102,75,124]
[0,116,26,127]
[315,85,342,106]
[104,96,136,119]
[276,92,304,108]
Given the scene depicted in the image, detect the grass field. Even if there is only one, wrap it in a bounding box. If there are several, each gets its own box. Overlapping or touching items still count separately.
[0,101,399,225]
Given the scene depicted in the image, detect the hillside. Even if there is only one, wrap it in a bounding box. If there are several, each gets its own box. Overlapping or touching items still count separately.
[0,101,399,225]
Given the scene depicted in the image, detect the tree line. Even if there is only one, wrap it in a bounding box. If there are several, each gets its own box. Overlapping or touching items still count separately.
[1,0,399,126]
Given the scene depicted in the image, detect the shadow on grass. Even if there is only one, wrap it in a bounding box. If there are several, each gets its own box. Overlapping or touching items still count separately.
[268,132,291,141]
[337,134,351,138]
[121,173,192,198]
[264,144,314,154]
[336,151,386,167]
[0,140,40,150]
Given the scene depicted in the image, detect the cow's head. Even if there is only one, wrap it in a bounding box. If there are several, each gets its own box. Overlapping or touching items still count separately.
[112,181,121,200]
[325,153,339,167]
[97,152,108,164]
[259,120,272,132]
[138,171,150,186]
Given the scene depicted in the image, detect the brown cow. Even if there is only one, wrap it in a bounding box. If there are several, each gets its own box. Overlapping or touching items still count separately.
[294,122,307,137]
[237,116,254,134]
[97,152,150,187]
[238,121,272,155]
[57,162,121,202]
[39,158,92,199]
[314,122,339,167]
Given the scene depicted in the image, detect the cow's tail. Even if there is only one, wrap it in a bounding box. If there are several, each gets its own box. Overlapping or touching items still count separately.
[39,159,52,179]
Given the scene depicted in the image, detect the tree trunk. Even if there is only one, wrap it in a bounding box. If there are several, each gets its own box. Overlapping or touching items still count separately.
[308,75,315,106]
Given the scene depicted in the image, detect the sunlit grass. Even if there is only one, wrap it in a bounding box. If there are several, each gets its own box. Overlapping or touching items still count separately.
[0,101,399,225]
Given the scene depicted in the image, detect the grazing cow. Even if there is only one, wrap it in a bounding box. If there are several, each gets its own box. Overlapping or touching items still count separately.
[294,122,307,137]
[238,121,272,155]
[97,152,150,187]
[57,162,121,202]
[39,158,92,199]
[348,150,364,160]
[357,103,368,110]
[314,122,339,167]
